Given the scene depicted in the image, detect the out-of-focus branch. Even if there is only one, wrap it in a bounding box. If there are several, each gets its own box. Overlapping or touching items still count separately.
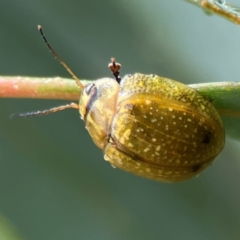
[186,0,240,24]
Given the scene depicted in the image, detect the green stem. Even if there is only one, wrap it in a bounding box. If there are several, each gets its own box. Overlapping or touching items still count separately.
[189,82,240,117]
[1,76,240,114]
[1,76,240,139]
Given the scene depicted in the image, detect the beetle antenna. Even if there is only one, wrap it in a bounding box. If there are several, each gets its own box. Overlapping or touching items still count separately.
[10,102,79,118]
[37,25,84,89]
[108,58,122,84]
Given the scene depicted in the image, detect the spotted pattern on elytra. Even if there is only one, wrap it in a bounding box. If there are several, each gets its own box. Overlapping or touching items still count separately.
[106,74,224,182]
[81,73,225,182]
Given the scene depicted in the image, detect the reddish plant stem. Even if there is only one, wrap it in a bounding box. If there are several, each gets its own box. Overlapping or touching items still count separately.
[0,76,94,101]
[1,76,240,118]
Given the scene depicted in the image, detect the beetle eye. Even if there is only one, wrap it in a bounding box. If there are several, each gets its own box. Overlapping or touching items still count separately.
[83,83,98,121]
[85,83,96,95]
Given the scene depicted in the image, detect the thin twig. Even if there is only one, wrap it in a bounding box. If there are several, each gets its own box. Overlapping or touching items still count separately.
[186,0,240,24]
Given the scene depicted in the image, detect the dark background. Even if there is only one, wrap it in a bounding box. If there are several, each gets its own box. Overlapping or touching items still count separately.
[0,1,240,239]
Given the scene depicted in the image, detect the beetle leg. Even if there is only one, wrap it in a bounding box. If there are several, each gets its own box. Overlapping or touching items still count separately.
[107,133,116,145]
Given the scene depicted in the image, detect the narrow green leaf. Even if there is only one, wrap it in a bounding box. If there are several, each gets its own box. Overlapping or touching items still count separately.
[190,82,240,140]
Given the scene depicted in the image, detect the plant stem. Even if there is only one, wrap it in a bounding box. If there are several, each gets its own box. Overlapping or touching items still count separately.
[0,76,93,101]
[1,76,240,115]
[1,75,240,140]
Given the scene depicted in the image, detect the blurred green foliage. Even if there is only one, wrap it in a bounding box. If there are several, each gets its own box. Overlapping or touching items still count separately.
[0,1,240,240]
[0,214,24,240]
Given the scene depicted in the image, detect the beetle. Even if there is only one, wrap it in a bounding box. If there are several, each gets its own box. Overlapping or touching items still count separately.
[16,26,225,182]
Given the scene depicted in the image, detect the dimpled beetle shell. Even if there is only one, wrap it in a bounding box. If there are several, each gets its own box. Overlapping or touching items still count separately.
[79,73,225,182]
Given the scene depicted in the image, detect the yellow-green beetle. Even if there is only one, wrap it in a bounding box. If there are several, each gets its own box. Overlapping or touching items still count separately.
[79,70,224,182]
[19,26,225,182]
